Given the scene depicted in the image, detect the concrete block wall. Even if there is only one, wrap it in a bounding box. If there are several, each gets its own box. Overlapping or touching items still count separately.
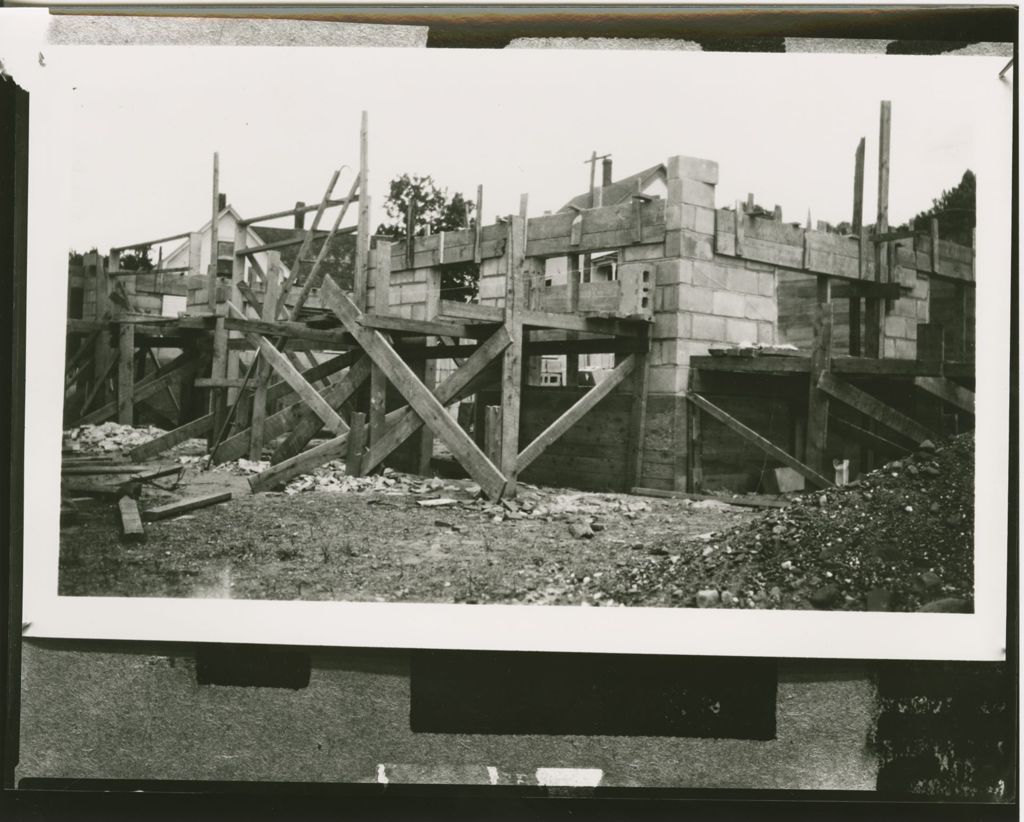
[648,155,778,398]
[882,269,929,360]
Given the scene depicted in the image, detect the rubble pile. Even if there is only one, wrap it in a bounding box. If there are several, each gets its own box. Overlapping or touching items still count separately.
[592,433,976,612]
[63,422,165,454]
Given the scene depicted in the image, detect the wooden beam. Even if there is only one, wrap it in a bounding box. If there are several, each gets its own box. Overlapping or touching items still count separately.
[816,372,934,444]
[626,347,650,489]
[360,326,511,475]
[239,198,359,227]
[852,137,865,233]
[319,276,507,499]
[207,152,220,312]
[360,314,477,340]
[215,357,370,463]
[249,263,279,460]
[345,412,367,476]
[830,414,911,456]
[354,110,370,310]
[517,354,637,474]
[227,303,345,435]
[369,240,391,449]
[914,376,975,415]
[143,491,232,522]
[687,392,833,489]
[118,496,146,542]
[805,303,833,473]
[565,251,581,387]
[269,356,371,463]
[128,413,215,462]
[499,217,526,493]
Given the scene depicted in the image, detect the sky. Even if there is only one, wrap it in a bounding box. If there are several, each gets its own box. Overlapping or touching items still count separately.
[56,46,1000,255]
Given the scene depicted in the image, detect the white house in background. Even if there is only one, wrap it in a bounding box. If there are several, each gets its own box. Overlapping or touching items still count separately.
[543,162,668,287]
[157,204,355,315]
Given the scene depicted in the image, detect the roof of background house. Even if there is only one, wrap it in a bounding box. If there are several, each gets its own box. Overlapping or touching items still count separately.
[559,163,667,213]
[250,226,356,291]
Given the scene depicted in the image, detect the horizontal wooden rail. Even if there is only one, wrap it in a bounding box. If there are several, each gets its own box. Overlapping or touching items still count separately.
[239,197,360,226]
[111,230,192,252]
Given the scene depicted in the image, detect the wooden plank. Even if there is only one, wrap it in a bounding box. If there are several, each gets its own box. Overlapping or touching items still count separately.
[227,303,345,435]
[118,496,146,543]
[686,390,703,492]
[354,110,370,310]
[360,327,511,474]
[360,314,476,339]
[268,356,372,463]
[805,304,833,473]
[499,217,525,492]
[143,491,233,521]
[437,300,504,323]
[239,197,359,227]
[345,412,367,476]
[817,372,934,444]
[484,406,502,465]
[128,413,215,462]
[626,347,650,489]
[631,488,791,509]
[914,376,975,415]
[852,137,865,233]
[319,276,508,498]
[830,414,911,456]
[517,354,637,474]
[223,316,350,346]
[370,241,390,448]
[565,252,581,386]
[687,392,833,489]
[250,262,279,460]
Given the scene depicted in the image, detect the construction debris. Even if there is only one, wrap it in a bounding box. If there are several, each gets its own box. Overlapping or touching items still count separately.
[118,496,146,542]
[143,491,234,522]
[63,422,166,454]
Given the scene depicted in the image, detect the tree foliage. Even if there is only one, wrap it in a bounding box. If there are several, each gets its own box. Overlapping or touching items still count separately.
[899,169,975,247]
[68,247,155,271]
[376,174,479,302]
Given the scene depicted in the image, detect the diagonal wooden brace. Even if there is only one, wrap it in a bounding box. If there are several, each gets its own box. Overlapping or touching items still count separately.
[227,302,345,435]
[319,276,508,499]
[362,326,511,474]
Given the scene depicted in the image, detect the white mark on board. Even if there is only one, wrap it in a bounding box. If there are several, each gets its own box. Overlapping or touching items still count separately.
[534,767,603,787]
[487,766,499,786]
[376,764,388,784]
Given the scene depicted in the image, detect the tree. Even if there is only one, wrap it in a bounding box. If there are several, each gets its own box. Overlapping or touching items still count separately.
[68,247,154,271]
[376,174,479,302]
[900,170,975,247]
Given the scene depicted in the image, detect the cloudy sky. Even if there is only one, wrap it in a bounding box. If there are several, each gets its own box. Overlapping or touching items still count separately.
[55,46,1005,254]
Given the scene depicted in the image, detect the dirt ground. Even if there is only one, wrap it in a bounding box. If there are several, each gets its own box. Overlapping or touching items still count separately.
[58,425,975,612]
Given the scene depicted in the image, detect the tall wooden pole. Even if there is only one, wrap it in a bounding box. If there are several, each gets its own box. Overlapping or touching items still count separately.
[207,152,220,312]
[849,137,865,356]
[355,110,370,311]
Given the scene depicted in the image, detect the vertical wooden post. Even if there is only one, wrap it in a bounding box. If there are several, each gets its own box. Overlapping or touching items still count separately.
[112,249,135,425]
[208,315,229,448]
[499,215,526,495]
[565,252,580,387]
[249,254,280,460]
[686,394,703,493]
[484,405,502,466]
[416,266,440,475]
[346,412,367,477]
[473,184,484,264]
[226,219,247,418]
[867,100,892,358]
[369,241,391,449]
[805,303,833,473]
[849,137,866,356]
[207,152,220,313]
[626,332,651,489]
[90,252,111,407]
[354,110,370,311]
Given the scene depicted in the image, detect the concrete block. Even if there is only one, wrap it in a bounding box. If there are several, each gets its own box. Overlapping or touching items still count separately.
[725,266,760,295]
[622,242,666,262]
[912,273,929,300]
[477,278,505,301]
[680,179,716,209]
[677,284,714,314]
[743,294,777,323]
[757,272,775,297]
[655,285,678,312]
[400,282,427,305]
[694,206,716,236]
[665,230,714,261]
[712,290,746,318]
[409,303,426,321]
[692,261,727,289]
[648,365,687,395]
[757,321,775,345]
[916,299,930,323]
[744,258,775,273]
[894,297,920,318]
[655,258,693,286]
[691,313,727,341]
[894,338,916,359]
[654,312,681,340]
[679,340,712,361]
[665,203,687,231]
[666,155,719,184]
[725,318,759,345]
[666,178,685,203]
[763,467,806,494]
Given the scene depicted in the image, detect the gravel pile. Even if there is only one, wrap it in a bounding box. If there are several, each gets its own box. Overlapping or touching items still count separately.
[589,433,975,612]
[63,422,166,454]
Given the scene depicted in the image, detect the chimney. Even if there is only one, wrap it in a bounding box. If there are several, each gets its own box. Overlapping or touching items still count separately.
[602,157,613,187]
[294,201,306,230]
[217,193,227,210]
